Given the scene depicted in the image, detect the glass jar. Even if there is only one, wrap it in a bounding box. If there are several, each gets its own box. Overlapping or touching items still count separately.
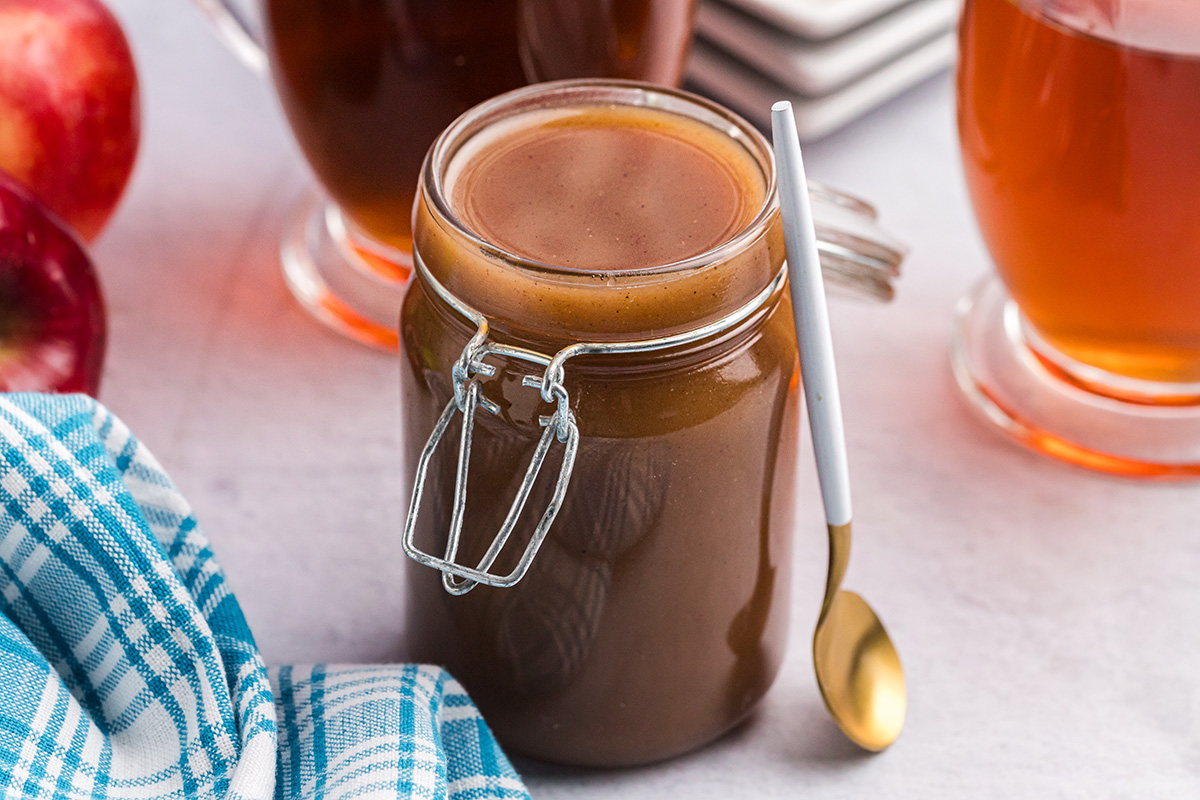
[400,80,799,766]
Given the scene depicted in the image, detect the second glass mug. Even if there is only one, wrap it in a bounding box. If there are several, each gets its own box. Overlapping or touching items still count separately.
[191,0,700,348]
[954,0,1200,476]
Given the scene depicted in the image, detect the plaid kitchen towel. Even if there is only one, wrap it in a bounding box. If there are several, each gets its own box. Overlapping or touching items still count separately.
[0,393,530,800]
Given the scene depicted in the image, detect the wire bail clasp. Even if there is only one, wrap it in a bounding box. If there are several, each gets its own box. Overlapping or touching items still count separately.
[402,245,790,596]
[401,323,580,596]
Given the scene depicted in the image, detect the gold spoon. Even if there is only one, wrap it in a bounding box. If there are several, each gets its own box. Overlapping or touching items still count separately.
[771,102,907,751]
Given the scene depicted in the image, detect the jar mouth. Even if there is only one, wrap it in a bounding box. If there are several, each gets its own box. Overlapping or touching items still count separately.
[422,78,778,279]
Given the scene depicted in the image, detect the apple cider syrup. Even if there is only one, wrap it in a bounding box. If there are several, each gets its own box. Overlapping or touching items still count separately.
[400,81,800,766]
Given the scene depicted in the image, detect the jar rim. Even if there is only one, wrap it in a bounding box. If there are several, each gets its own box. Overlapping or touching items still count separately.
[420,78,779,279]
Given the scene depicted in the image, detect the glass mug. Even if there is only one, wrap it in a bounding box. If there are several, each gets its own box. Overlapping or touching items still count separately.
[953,0,1200,476]
[191,0,699,349]
[400,80,798,765]
[519,0,698,85]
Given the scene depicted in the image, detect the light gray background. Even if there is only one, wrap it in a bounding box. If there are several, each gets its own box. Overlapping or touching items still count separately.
[92,2,1200,796]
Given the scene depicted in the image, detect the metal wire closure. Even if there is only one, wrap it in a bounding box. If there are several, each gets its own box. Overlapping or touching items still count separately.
[402,250,789,595]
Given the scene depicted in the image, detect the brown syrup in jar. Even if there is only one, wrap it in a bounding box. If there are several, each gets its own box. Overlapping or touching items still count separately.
[402,90,798,766]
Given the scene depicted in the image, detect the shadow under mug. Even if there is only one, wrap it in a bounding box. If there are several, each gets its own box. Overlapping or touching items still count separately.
[190,0,699,349]
[953,0,1200,477]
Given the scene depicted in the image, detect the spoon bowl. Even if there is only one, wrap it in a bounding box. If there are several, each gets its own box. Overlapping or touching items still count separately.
[814,587,906,751]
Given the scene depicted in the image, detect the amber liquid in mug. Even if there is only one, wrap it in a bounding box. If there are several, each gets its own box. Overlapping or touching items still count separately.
[403,100,797,766]
[264,0,526,260]
[959,0,1200,383]
[518,0,698,86]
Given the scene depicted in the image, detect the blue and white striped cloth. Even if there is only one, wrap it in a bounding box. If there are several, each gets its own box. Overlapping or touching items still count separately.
[0,393,530,800]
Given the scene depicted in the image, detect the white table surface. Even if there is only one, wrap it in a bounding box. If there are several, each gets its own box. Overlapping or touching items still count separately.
[94,1,1200,796]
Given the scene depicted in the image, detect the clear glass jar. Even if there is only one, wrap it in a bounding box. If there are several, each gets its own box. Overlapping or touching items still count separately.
[400,80,799,766]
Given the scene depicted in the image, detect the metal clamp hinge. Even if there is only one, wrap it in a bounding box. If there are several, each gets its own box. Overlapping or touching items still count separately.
[403,246,789,595]
[401,337,580,596]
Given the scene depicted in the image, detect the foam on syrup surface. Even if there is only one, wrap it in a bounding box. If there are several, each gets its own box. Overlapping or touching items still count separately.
[445,105,766,272]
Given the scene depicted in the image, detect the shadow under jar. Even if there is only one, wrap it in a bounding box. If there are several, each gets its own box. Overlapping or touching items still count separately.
[400,81,800,766]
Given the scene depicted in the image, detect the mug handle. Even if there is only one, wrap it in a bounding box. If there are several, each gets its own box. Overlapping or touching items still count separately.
[191,0,268,74]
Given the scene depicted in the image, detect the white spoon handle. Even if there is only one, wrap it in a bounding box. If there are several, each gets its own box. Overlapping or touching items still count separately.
[771,103,852,528]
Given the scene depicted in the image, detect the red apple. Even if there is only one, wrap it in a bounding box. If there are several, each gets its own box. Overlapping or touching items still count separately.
[0,169,106,395]
[0,0,140,242]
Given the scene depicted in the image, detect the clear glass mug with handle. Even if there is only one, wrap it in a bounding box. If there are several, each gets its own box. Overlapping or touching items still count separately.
[192,0,528,349]
[190,0,708,349]
[953,0,1200,476]
[192,0,905,348]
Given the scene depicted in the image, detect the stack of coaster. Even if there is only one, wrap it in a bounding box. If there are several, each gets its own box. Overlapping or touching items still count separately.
[688,0,959,139]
